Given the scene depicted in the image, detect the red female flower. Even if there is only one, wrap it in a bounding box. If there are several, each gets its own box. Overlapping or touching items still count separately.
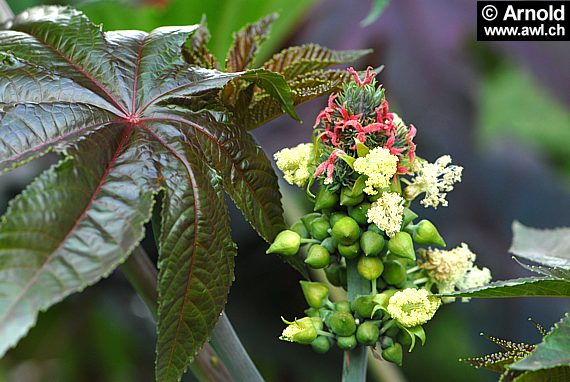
[314,149,346,184]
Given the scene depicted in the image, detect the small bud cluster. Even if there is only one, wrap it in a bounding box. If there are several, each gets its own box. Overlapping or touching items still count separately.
[269,68,491,365]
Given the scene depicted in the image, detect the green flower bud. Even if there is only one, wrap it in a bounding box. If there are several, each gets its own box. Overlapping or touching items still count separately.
[338,241,360,259]
[329,311,356,336]
[398,280,417,289]
[324,264,342,287]
[311,336,332,354]
[380,336,394,349]
[305,307,319,318]
[402,208,418,228]
[305,245,331,269]
[382,343,403,366]
[398,331,413,347]
[382,261,407,286]
[266,230,301,256]
[339,266,348,289]
[301,212,321,229]
[357,256,384,280]
[300,281,329,308]
[360,231,385,257]
[356,322,380,346]
[367,224,383,234]
[314,187,339,211]
[385,325,400,337]
[280,317,318,344]
[337,335,357,350]
[408,220,446,247]
[376,278,387,290]
[311,317,324,331]
[340,186,364,206]
[348,202,371,225]
[332,217,361,245]
[310,217,331,241]
[351,295,376,319]
[329,212,348,227]
[335,300,351,313]
[291,220,309,239]
[320,237,337,254]
[372,289,398,311]
[387,232,416,261]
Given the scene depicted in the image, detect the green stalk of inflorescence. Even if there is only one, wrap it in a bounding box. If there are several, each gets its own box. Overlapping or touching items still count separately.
[269,177,447,365]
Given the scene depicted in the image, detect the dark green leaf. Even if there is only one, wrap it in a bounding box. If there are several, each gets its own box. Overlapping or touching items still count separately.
[0,127,159,357]
[443,277,570,298]
[361,0,390,27]
[183,17,219,70]
[511,314,570,371]
[510,221,570,268]
[263,44,372,80]
[514,258,570,280]
[512,367,570,382]
[225,13,276,72]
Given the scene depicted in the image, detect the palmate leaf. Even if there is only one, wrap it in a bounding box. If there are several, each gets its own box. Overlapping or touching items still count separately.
[0,6,303,381]
[510,221,570,269]
[443,277,570,298]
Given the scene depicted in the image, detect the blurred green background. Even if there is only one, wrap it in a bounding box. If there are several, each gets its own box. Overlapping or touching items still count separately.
[1,0,569,381]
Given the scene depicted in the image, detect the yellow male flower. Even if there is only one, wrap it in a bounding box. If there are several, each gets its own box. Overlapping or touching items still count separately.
[354,147,398,195]
[274,143,314,187]
[366,192,404,237]
[387,288,441,327]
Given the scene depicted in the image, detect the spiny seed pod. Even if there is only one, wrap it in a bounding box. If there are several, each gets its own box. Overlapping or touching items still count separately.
[382,343,403,366]
[357,256,384,280]
[266,230,301,256]
[382,261,407,286]
[320,237,337,254]
[301,212,321,229]
[340,186,364,206]
[324,264,342,287]
[338,241,360,259]
[402,208,418,228]
[335,300,351,313]
[351,295,377,319]
[356,322,380,346]
[348,202,371,225]
[311,336,332,354]
[329,212,348,227]
[291,220,309,239]
[337,335,357,350]
[387,232,416,261]
[310,217,331,241]
[360,231,385,257]
[300,281,329,309]
[332,217,361,245]
[408,219,446,247]
[305,245,331,269]
[329,311,356,336]
[314,187,339,211]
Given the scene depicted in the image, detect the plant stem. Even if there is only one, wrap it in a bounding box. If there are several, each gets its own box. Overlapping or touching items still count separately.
[342,258,370,382]
[122,247,234,382]
[209,313,264,382]
[0,0,13,23]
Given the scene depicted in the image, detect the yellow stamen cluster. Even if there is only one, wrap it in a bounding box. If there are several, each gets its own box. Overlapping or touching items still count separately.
[366,192,404,237]
[387,288,441,327]
[421,243,475,285]
[354,147,398,195]
[404,155,463,208]
[274,143,314,187]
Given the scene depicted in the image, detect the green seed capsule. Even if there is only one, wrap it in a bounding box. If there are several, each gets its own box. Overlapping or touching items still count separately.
[360,231,385,257]
[324,264,342,287]
[300,281,329,308]
[356,322,380,346]
[340,187,365,206]
[266,230,301,256]
[382,261,407,286]
[351,295,376,319]
[314,187,340,211]
[335,300,351,312]
[382,343,403,366]
[305,245,330,269]
[337,335,357,350]
[387,232,416,261]
[409,219,446,247]
[310,218,331,241]
[291,221,309,239]
[357,256,384,280]
[329,311,356,336]
[338,241,360,259]
[332,217,361,245]
[402,208,418,228]
[320,237,337,254]
[311,336,331,354]
[301,212,321,230]
[348,202,371,225]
